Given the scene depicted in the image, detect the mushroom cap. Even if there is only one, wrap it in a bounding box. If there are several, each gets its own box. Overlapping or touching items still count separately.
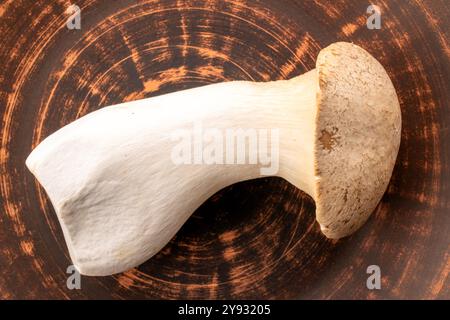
[314,42,401,239]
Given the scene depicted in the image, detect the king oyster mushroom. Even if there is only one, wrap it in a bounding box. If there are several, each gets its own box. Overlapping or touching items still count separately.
[26,42,401,276]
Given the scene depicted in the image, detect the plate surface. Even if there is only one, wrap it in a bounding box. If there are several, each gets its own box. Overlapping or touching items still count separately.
[0,0,449,299]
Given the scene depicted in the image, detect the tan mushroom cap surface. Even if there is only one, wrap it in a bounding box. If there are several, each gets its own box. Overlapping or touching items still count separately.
[314,42,402,239]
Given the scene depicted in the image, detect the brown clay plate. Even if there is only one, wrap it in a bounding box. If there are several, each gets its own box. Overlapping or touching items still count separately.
[0,0,449,299]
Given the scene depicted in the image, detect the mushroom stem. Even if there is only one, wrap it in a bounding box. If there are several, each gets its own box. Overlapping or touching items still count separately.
[26,69,318,276]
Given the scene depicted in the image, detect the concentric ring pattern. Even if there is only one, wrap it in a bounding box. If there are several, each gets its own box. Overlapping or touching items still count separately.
[0,0,449,299]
